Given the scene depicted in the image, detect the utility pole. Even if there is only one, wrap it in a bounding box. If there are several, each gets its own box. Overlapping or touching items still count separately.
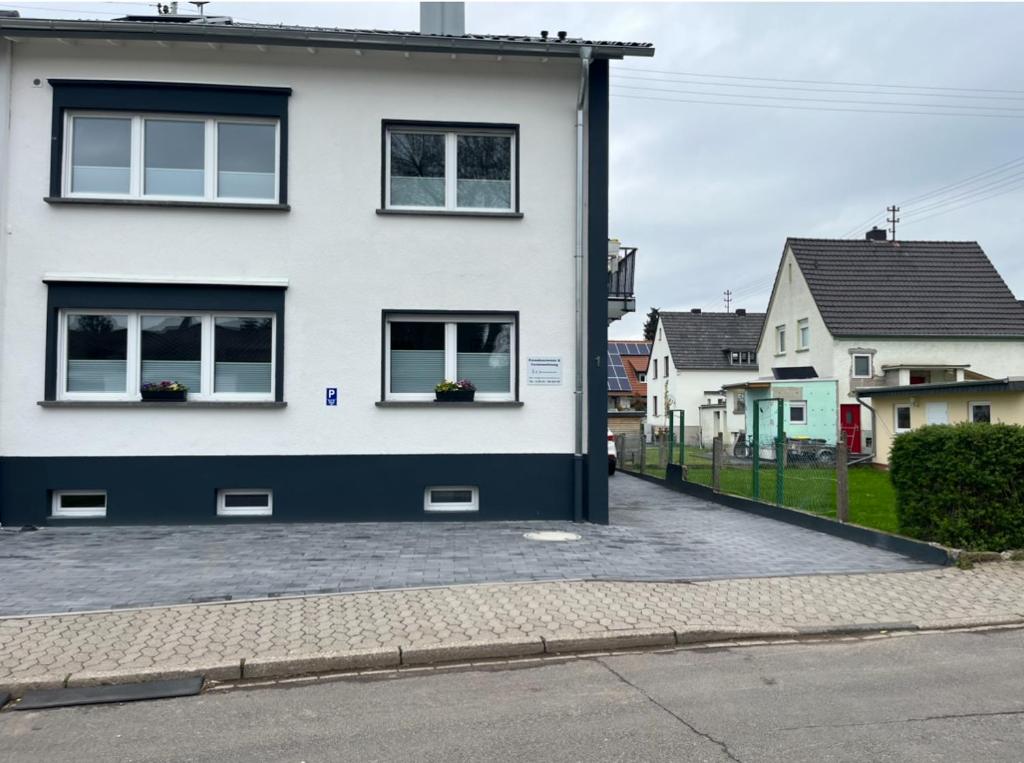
[723,289,733,312]
[887,205,900,241]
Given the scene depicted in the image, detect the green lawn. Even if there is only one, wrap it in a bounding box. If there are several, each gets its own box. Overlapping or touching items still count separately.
[625,446,899,534]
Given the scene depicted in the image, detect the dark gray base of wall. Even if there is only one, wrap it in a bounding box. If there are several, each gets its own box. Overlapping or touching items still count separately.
[0,454,580,525]
[626,467,952,567]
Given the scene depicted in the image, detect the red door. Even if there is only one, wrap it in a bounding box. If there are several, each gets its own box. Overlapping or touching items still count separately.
[840,404,862,454]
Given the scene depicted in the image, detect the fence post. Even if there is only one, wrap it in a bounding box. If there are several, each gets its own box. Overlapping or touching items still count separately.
[679,411,686,468]
[836,438,849,523]
[712,433,723,493]
[752,400,761,500]
[667,410,675,465]
[775,398,785,507]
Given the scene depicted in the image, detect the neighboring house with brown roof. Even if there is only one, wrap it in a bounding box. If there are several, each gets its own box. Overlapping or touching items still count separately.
[759,230,1024,456]
[647,309,765,445]
[607,340,649,438]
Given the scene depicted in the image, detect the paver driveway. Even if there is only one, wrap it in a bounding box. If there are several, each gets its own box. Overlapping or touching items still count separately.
[0,474,931,616]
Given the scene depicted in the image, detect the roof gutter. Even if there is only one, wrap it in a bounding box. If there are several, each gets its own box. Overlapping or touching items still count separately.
[0,18,654,59]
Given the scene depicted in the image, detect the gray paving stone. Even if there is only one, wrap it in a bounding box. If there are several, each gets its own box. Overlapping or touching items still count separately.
[0,474,930,616]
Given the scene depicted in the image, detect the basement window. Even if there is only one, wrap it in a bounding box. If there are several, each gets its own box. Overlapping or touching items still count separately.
[424,486,479,513]
[52,490,107,518]
[217,489,273,517]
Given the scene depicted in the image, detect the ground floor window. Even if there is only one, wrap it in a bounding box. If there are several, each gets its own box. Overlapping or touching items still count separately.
[424,486,479,513]
[52,490,107,518]
[895,405,912,433]
[788,401,807,424]
[59,310,275,401]
[384,312,516,401]
[217,489,273,517]
[969,401,991,423]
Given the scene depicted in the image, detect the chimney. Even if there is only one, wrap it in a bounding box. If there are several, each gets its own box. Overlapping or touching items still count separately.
[420,2,465,36]
[690,308,702,314]
[735,308,747,316]
[865,226,887,242]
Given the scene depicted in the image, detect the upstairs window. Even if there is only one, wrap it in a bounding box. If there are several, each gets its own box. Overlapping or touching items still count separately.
[852,354,873,378]
[385,122,518,212]
[775,325,786,354]
[797,318,810,350]
[65,112,280,203]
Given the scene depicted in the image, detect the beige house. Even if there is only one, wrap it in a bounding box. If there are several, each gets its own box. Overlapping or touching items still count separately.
[858,378,1024,466]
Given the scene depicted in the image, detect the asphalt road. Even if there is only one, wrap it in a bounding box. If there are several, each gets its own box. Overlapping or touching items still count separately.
[3,628,1024,762]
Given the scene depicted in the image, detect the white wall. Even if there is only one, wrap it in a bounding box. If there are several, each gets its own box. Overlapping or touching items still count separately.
[0,40,581,457]
[0,40,11,444]
[757,246,833,380]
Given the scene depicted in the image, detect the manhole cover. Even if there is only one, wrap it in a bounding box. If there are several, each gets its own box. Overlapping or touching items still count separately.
[523,531,581,542]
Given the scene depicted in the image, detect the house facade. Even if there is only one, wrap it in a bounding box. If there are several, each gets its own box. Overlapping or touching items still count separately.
[607,339,649,438]
[646,309,765,445]
[858,378,1024,466]
[0,9,653,524]
[758,233,1024,457]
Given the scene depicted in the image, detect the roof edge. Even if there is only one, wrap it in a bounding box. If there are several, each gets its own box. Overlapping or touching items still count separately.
[0,18,655,59]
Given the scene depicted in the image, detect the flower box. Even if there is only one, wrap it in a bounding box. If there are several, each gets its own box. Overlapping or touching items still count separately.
[435,389,475,403]
[141,389,187,402]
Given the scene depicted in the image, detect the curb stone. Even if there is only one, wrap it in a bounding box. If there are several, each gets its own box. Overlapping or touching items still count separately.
[543,628,677,653]
[242,647,400,680]
[675,626,799,644]
[401,637,544,665]
[67,661,242,688]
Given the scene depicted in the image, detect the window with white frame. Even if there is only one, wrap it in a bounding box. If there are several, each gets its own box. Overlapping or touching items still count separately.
[652,359,658,379]
[852,354,873,378]
[65,112,280,203]
[385,124,516,212]
[52,490,107,518]
[217,489,273,517]
[797,318,810,350]
[970,401,992,423]
[775,325,786,354]
[895,404,912,432]
[59,311,275,400]
[788,400,807,424]
[637,372,646,382]
[385,313,515,401]
[424,486,479,513]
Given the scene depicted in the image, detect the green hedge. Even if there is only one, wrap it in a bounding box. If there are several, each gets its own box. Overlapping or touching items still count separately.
[890,423,1024,550]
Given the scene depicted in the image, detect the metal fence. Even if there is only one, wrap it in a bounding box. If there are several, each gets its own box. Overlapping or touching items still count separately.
[617,404,848,521]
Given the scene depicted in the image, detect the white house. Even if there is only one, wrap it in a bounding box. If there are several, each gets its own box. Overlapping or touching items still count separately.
[646,309,765,445]
[758,230,1024,456]
[0,7,653,524]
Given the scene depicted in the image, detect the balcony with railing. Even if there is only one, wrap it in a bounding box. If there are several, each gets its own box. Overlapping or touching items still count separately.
[607,241,636,324]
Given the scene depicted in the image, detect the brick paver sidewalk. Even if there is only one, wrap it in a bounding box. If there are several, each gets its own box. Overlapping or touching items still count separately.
[2,564,1023,696]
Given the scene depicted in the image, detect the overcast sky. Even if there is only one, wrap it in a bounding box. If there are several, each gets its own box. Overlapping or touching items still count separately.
[5,1,1024,339]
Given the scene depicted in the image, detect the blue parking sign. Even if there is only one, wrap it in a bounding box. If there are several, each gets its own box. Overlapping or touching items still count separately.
[326,387,338,406]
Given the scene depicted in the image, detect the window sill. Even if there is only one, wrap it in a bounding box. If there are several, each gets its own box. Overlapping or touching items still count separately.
[38,400,287,409]
[774,352,786,357]
[376,208,523,219]
[45,197,290,212]
[796,348,810,353]
[375,400,523,408]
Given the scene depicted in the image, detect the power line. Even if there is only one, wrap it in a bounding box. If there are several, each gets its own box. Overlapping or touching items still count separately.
[611,82,1024,114]
[838,209,887,239]
[903,168,1024,216]
[611,73,1024,103]
[609,91,1024,120]
[615,65,1024,96]
[901,175,1024,227]
[898,156,1024,206]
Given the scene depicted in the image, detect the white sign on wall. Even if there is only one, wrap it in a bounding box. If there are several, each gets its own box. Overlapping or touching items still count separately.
[527,356,563,385]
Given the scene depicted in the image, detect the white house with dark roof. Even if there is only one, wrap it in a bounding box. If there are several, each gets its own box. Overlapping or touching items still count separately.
[758,230,1024,456]
[646,309,765,445]
[0,6,653,525]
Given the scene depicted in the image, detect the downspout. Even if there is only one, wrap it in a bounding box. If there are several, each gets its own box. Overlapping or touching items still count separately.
[573,46,592,523]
